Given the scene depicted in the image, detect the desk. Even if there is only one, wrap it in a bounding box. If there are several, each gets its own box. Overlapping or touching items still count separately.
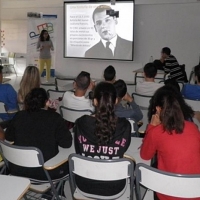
[44,137,150,169]
[133,68,166,84]
[0,175,30,200]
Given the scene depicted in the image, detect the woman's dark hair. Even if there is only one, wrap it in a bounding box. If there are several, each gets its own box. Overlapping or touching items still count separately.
[24,88,49,111]
[39,30,50,41]
[94,82,117,145]
[148,85,194,134]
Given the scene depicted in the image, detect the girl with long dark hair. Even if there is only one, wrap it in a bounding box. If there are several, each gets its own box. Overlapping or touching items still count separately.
[141,85,200,200]
[74,82,131,196]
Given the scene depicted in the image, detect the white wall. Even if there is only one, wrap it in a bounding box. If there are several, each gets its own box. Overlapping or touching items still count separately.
[1,1,200,80]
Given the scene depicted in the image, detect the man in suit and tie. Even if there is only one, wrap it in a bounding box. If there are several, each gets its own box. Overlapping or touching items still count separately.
[85,5,133,60]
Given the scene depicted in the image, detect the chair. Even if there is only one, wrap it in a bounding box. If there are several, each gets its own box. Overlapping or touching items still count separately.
[1,52,17,76]
[185,98,200,111]
[0,102,6,114]
[68,153,135,200]
[59,106,93,123]
[40,83,56,91]
[47,89,65,100]
[135,163,200,200]
[184,98,200,129]
[0,102,18,121]
[55,77,74,91]
[132,93,152,133]
[0,140,69,200]
[127,118,139,137]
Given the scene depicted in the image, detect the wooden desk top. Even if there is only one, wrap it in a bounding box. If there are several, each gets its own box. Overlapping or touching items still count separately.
[0,175,30,200]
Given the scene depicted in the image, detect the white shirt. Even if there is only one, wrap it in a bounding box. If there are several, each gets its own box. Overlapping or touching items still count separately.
[62,91,94,112]
[136,81,164,96]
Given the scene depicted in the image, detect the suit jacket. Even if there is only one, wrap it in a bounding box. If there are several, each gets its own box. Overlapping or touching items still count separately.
[85,36,133,60]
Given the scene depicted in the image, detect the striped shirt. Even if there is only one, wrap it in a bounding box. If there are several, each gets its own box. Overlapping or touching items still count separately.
[164,55,185,81]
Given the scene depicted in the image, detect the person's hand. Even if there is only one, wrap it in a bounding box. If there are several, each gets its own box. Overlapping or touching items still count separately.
[123,92,133,103]
[160,57,165,63]
[150,114,161,126]
[88,80,95,90]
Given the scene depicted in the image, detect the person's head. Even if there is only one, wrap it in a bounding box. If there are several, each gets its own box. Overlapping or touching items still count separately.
[93,5,118,41]
[148,85,194,134]
[93,82,117,145]
[39,30,50,41]
[164,79,180,92]
[113,79,127,101]
[74,71,91,92]
[19,66,40,103]
[148,85,184,134]
[143,63,157,80]
[0,65,3,83]
[194,64,200,83]
[161,47,171,59]
[103,65,116,83]
[24,88,49,111]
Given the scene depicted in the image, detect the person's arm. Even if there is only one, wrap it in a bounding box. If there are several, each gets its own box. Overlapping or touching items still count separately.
[5,117,16,143]
[50,40,54,51]
[123,93,143,122]
[73,120,81,154]
[6,85,18,111]
[140,114,161,160]
[0,126,5,140]
[123,120,131,153]
[55,116,72,148]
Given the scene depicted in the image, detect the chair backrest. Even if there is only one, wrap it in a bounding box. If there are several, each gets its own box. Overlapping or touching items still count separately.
[0,141,44,168]
[55,78,74,91]
[59,106,93,123]
[136,163,200,199]
[185,98,200,111]
[47,89,65,100]
[0,102,6,113]
[68,153,134,199]
[40,83,56,91]
[132,93,152,109]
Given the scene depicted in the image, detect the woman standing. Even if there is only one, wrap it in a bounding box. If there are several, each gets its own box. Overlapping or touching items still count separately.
[140,85,200,200]
[37,30,54,82]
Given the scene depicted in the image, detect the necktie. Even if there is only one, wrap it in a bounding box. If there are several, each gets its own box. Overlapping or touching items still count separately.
[105,41,113,59]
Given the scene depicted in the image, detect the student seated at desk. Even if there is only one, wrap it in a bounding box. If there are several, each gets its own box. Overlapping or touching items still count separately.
[74,82,131,196]
[17,66,40,110]
[0,65,18,121]
[5,88,72,180]
[114,79,143,122]
[136,63,164,96]
[62,71,95,111]
[140,85,200,200]
[182,64,200,100]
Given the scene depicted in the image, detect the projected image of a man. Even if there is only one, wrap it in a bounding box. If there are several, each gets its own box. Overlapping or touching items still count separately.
[85,5,133,60]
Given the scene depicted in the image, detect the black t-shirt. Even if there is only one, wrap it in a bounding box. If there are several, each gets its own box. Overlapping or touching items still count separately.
[74,115,131,196]
[5,109,72,180]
